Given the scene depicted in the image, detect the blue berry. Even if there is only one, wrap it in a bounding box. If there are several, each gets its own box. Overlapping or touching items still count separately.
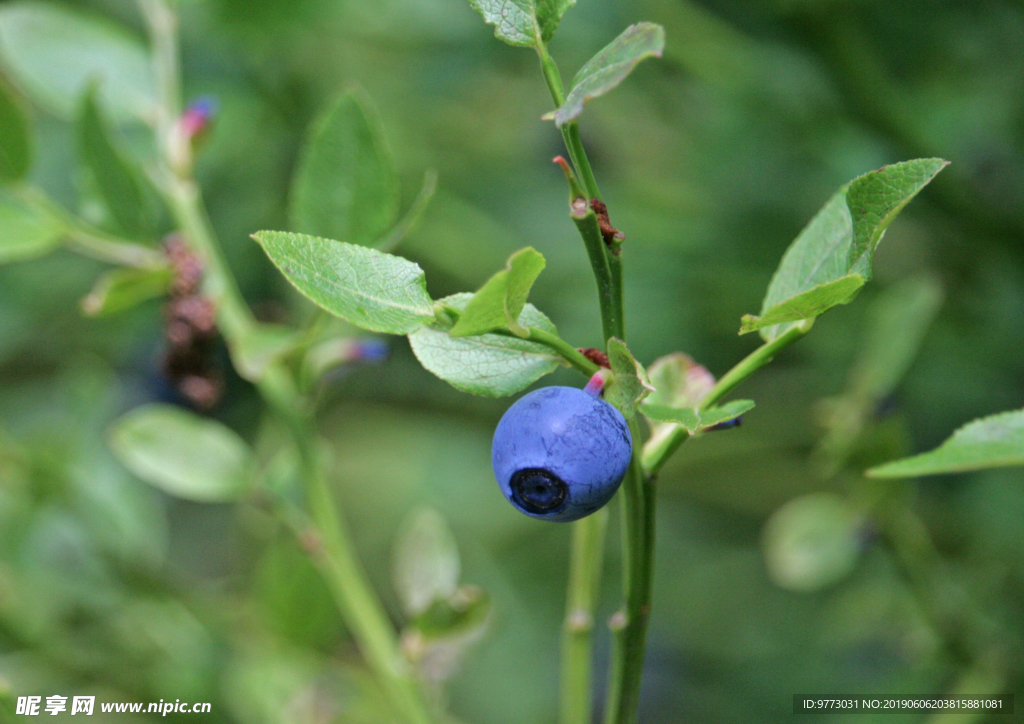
[491,386,633,522]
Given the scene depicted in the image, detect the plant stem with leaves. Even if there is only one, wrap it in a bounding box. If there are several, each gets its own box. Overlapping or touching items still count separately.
[538,40,655,724]
[140,3,436,722]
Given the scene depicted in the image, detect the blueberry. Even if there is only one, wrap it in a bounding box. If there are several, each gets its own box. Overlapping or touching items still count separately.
[491,386,633,522]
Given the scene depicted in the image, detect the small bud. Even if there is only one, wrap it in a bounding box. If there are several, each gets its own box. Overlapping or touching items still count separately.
[180,96,218,141]
[584,371,607,397]
[553,156,573,177]
[352,338,389,362]
[305,337,390,382]
[554,156,587,205]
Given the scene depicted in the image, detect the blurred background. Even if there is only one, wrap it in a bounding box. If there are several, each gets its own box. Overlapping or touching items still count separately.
[1,0,1023,721]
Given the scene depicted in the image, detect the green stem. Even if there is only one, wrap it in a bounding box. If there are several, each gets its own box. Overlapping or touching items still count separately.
[525,327,600,377]
[603,418,654,724]
[704,322,811,408]
[558,200,619,724]
[642,321,811,475]
[261,369,434,724]
[571,202,619,342]
[562,123,601,201]
[438,311,600,379]
[607,249,624,340]
[537,44,602,201]
[604,322,814,722]
[63,227,166,269]
[537,43,614,340]
[15,185,166,269]
[538,43,566,106]
[559,507,609,724]
[163,104,440,724]
[541,39,655,724]
[141,3,436,722]
[560,204,620,724]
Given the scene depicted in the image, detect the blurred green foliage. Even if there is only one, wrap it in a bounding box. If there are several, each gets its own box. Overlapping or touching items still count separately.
[0,0,1022,722]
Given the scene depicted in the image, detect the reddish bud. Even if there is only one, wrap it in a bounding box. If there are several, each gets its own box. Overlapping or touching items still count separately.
[180,96,218,140]
[584,371,606,397]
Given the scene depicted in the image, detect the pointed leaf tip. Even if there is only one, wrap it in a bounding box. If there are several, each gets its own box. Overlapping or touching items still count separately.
[450,247,546,338]
[290,88,399,246]
[743,158,947,340]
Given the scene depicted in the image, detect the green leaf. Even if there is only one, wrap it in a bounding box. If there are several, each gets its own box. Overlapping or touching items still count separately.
[742,159,948,339]
[739,275,865,334]
[77,85,153,238]
[762,493,863,593]
[0,187,65,264]
[232,323,301,382]
[0,76,31,181]
[548,23,665,127]
[80,265,172,317]
[467,0,575,48]
[641,399,755,435]
[604,337,653,418]
[290,89,399,247]
[450,247,545,338]
[537,0,575,42]
[867,409,1024,478]
[392,508,460,618]
[408,293,560,396]
[846,161,945,275]
[0,2,155,123]
[252,230,435,335]
[109,404,252,503]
